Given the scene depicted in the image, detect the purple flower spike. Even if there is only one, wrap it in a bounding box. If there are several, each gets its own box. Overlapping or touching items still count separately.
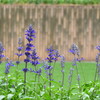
[15,53,23,57]
[76,57,85,62]
[5,66,10,74]
[5,60,14,74]
[96,45,100,51]
[69,44,80,56]
[31,49,39,59]
[26,47,32,51]
[54,50,61,61]
[45,65,52,70]
[22,68,29,72]
[0,42,5,63]
[95,53,100,62]
[0,54,5,59]
[16,61,20,64]
[25,25,36,37]
[31,60,40,66]
[15,37,23,66]
[17,47,23,51]
[24,59,30,63]
[69,49,76,55]
[47,46,54,53]
[27,43,34,47]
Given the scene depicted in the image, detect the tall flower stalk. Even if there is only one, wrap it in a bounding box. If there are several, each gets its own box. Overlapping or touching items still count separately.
[94,45,100,81]
[52,50,60,75]
[30,49,40,91]
[69,44,81,92]
[23,25,36,94]
[60,56,65,100]
[68,68,74,91]
[0,42,5,64]
[46,46,55,96]
[15,37,23,68]
[60,56,65,87]
[15,37,23,86]
[5,59,14,94]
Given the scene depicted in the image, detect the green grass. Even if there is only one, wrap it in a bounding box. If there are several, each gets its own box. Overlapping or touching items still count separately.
[0,62,96,88]
[0,0,100,4]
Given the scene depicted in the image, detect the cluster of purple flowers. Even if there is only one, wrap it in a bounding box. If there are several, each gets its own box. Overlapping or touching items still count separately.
[95,45,100,80]
[23,25,36,72]
[45,46,60,81]
[69,44,80,56]
[31,49,40,66]
[69,44,84,63]
[96,45,100,52]
[30,68,42,75]
[46,46,60,63]
[96,45,100,62]
[0,42,5,64]
[5,59,14,74]
[29,49,41,75]
[15,37,23,65]
[24,25,36,63]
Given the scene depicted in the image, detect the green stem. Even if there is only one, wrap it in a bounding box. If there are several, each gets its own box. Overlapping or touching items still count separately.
[24,62,27,95]
[76,65,81,92]
[49,63,52,97]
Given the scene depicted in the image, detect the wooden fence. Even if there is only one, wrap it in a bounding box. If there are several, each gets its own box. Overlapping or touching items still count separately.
[0,4,100,61]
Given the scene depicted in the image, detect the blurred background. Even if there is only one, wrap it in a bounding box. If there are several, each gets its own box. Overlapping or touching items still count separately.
[0,0,100,61]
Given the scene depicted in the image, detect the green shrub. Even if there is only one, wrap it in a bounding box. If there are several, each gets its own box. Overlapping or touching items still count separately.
[0,0,100,4]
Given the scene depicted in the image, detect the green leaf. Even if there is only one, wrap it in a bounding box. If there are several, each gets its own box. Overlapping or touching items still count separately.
[9,88,15,93]
[89,87,94,93]
[0,95,5,100]
[7,94,14,100]
[18,83,24,86]
[81,92,90,100]
[40,91,45,96]
[21,96,34,100]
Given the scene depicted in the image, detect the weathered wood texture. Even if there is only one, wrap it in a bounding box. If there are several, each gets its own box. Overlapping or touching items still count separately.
[0,5,100,61]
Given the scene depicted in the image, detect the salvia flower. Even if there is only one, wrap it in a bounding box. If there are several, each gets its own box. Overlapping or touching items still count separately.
[95,45,100,81]
[15,37,23,65]
[17,47,23,51]
[31,60,40,66]
[29,68,42,75]
[96,45,100,51]
[30,49,40,66]
[68,68,74,83]
[5,61,14,74]
[23,25,36,95]
[25,25,36,38]
[76,57,85,62]
[46,46,55,63]
[61,56,65,67]
[45,65,53,70]
[24,25,36,63]
[72,57,77,66]
[54,50,61,61]
[5,66,10,74]
[0,42,5,63]
[69,44,80,56]
[24,58,30,63]
[22,68,29,72]
[31,49,39,60]
[33,69,42,75]
[96,54,100,62]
